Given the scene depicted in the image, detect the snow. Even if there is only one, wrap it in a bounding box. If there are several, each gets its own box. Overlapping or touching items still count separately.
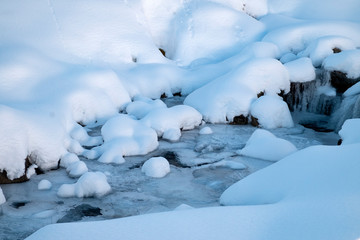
[284,57,316,82]
[38,180,52,191]
[57,172,111,198]
[238,129,297,161]
[323,49,360,79]
[86,114,159,164]
[126,97,167,119]
[297,36,356,67]
[344,82,360,97]
[66,161,88,178]
[338,118,360,145]
[185,58,290,123]
[141,157,171,178]
[141,105,202,137]
[162,128,182,142]
[250,96,294,129]
[199,126,213,135]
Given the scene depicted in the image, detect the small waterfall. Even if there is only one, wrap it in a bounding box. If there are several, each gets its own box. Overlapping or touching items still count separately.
[330,94,360,131]
[285,69,341,116]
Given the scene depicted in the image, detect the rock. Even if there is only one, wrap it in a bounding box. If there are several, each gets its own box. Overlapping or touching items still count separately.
[229,115,248,125]
[330,71,360,93]
[283,80,317,112]
[0,157,31,184]
[250,115,260,127]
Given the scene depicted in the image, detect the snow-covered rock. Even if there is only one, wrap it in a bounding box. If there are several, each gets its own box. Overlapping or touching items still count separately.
[141,105,202,138]
[141,157,170,178]
[323,49,360,79]
[38,180,52,191]
[339,118,360,145]
[185,58,290,123]
[57,172,111,198]
[85,114,159,164]
[126,97,167,119]
[237,129,297,161]
[250,95,294,129]
[66,161,88,178]
[284,57,316,82]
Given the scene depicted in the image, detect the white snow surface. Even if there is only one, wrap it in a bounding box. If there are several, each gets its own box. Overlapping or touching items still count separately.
[238,129,297,161]
[126,97,167,119]
[284,57,316,82]
[323,49,360,79]
[57,172,111,198]
[199,126,213,135]
[141,157,171,178]
[344,82,360,97]
[338,118,360,145]
[250,95,294,129]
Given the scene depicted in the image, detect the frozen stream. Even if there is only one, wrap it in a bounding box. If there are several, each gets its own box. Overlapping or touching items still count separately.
[0,98,339,240]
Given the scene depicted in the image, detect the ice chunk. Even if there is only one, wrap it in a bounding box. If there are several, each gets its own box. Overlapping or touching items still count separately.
[38,179,52,190]
[141,157,170,178]
[250,95,294,129]
[57,172,111,198]
[238,129,297,161]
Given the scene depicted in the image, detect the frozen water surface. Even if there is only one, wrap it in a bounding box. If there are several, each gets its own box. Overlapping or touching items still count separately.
[0,97,339,240]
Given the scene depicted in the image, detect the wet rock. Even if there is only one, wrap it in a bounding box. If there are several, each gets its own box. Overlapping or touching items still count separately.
[330,71,360,93]
[160,151,189,168]
[11,201,30,209]
[250,115,259,127]
[229,115,248,125]
[332,47,341,53]
[57,204,102,223]
[283,80,317,112]
[159,48,166,57]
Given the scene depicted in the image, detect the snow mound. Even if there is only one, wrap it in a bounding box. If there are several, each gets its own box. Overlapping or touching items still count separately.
[38,180,52,190]
[60,153,80,168]
[323,49,360,79]
[297,36,356,67]
[85,115,159,164]
[250,95,294,129]
[126,97,167,119]
[237,129,297,161]
[339,118,360,145]
[199,126,213,135]
[0,187,6,205]
[57,172,111,198]
[263,21,360,56]
[0,105,66,180]
[185,58,290,123]
[166,1,265,65]
[66,161,88,178]
[141,105,202,138]
[284,57,316,82]
[141,157,170,178]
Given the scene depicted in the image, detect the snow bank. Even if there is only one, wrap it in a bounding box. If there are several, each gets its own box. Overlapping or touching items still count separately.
[125,97,167,119]
[323,50,360,79]
[339,118,360,145]
[238,129,297,161]
[185,58,290,123]
[57,172,111,198]
[141,105,202,140]
[141,157,170,178]
[85,115,159,164]
[284,57,316,82]
[38,180,52,191]
[250,95,294,129]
